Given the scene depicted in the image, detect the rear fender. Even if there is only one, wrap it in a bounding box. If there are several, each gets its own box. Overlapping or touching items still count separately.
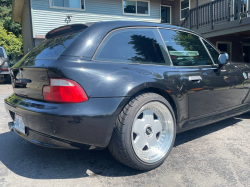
[48,58,188,124]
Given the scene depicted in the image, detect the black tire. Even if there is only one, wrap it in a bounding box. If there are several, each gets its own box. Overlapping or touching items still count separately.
[108,93,176,170]
[4,74,11,84]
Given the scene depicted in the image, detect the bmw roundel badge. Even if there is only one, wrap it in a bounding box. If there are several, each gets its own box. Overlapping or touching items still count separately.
[243,72,248,79]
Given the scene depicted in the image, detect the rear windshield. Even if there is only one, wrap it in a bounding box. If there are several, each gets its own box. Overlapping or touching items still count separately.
[21,32,80,61]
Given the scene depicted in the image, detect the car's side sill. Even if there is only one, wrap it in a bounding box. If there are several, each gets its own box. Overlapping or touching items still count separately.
[177,103,250,133]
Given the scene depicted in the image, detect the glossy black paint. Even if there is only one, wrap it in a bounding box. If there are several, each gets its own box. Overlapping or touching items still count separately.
[4,21,250,149]
[178,64,245,118]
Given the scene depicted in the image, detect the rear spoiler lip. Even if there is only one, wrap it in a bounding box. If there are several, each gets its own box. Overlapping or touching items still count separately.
[45,24,88,39]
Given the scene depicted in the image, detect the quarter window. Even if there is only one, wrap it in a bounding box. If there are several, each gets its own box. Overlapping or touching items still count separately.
[50,0,85,10]
[94,28,170,65]
[203,40,220,64]
[123,0,149,15]
[180,0,189,20]
[159,29,213,66]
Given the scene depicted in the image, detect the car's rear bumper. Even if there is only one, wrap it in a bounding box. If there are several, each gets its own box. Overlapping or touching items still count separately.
[4,94,129,149]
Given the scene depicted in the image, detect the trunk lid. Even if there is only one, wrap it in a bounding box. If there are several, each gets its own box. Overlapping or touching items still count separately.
[12,59,54,100]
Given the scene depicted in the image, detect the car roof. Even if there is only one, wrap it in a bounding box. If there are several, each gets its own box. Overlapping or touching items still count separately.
[46,21,200,39]
[89,21,200,35]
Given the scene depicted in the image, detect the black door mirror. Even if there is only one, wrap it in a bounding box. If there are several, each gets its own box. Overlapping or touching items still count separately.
[218,53,229,65]
[0,54,5,67]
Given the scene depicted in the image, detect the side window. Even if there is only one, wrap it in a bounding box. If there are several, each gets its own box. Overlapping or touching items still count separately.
[203,40,220,64]
[159,29,213,66]
[94,28,171,65]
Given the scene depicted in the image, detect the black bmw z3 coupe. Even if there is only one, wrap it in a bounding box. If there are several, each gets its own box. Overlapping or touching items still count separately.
[4,21,250,170]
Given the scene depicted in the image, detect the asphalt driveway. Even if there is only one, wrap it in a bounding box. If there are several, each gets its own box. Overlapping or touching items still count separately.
[0,84,250,187]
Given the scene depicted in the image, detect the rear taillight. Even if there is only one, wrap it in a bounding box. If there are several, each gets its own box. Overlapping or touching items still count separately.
[1,68,8,71]
[43,78,88,103]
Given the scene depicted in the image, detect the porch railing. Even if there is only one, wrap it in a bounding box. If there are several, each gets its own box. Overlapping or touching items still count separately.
[180,0,250,30]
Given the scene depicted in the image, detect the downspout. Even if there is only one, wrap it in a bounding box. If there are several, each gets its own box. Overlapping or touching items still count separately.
[28,0,35,49]
[196,0,198,29]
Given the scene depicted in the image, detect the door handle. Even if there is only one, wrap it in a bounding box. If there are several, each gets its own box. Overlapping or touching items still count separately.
[188,76,202,82]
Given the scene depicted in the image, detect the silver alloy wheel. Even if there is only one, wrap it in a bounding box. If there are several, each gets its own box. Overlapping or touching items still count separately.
[131,101,174,163]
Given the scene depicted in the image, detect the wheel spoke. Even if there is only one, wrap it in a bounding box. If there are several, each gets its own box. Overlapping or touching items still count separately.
[133,119,145,135]
[153,120,162,134]
[143,110,154,121]
[134,135,148,150]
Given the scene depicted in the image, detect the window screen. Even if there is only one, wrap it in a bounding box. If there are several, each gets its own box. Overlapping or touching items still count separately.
[123,1,136,13]
[95,28,170,65]
[137,1,149,14]
[159,29,213,66]
[51,0,84,9]
[123,0,149,15]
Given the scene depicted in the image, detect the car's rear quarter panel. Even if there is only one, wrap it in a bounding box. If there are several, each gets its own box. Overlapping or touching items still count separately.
[48,58,187,124]
[49,58,181,97]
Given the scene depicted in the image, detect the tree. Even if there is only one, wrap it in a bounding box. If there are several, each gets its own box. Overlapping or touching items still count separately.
[0,23,23,60]
[0,0,23,63]
[0,0,21,36]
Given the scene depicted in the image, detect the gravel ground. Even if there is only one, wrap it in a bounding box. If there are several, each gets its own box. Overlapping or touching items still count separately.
[0,84,250,187]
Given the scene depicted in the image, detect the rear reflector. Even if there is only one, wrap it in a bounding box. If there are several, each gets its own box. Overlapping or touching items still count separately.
[43,78,88,103]
[1,68,8,71]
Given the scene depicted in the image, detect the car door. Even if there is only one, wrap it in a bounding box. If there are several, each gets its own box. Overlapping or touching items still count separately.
[159,29,244,118]
[201,39,245,112]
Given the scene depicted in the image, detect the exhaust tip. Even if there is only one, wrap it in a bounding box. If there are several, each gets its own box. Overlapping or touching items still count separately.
[8,122,14,131]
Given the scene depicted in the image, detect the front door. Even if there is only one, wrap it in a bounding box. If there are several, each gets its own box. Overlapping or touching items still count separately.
[243,45,250,63]
[161,6,171,24]
[159,29,244,118]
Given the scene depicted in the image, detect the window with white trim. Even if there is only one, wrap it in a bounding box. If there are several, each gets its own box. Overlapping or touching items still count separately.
[50,0,85,10]
[123,0,150,15]
[180,0,189,20]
